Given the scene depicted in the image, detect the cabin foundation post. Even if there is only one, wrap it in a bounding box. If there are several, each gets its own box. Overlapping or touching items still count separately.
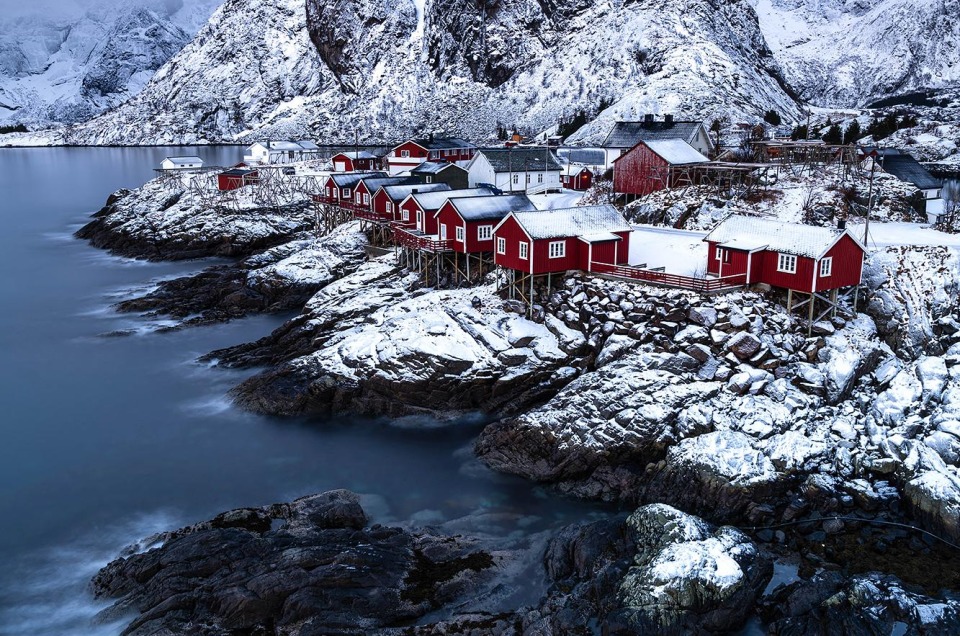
[786,289,793,312]
[807,296,815,337]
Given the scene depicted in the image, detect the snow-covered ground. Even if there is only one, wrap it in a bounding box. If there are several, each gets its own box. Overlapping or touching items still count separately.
[629,226,708,276]
[531,190,584,210]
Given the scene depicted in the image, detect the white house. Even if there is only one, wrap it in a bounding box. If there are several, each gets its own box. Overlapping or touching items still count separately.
[160,156,203,170]
[466,148,562,194]
[601,115,714,169]
[243,141,322,164]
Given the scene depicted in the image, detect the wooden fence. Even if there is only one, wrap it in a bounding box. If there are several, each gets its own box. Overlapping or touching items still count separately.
[589,262,747,293]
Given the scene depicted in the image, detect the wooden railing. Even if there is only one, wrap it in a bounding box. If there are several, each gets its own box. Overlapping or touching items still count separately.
[391,224,452,251]
[589,262,747,292]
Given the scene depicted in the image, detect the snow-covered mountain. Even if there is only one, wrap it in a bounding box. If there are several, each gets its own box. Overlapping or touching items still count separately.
[62,0,803,145]
[0,0,222,127]
[752,0,960,108]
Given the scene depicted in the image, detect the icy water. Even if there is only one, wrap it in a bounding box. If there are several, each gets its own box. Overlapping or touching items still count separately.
[0,147,605,634]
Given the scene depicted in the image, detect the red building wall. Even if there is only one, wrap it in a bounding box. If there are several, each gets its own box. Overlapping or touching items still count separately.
[493,216,534,273]
[531,236,580,274]
[705,242,750,278]
[757,252,816,292]
[392,142,429,160]
[562,169,593,191]
[817,235,864,291]
[614,143,670,197]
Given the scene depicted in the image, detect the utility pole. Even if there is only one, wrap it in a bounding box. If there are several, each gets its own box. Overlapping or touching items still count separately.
[865,150,877,245]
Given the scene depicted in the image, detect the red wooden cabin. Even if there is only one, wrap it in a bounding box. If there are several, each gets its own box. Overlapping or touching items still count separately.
[217,168,259,191]
[436,194,536,253]
[351,176,415,213]
[331,151,380,172]
[493,205,632,275]
[372,183,450,222]
[613,139,709,198]
[396,187,497,234]
[385,137,477,174]
[702,215,866,293]
[315,171,386,205]
[561,166,593,191]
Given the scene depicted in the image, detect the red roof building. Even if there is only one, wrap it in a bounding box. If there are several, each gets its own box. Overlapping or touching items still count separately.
[315,171,386,205]
[371,183,450,223]
[613,139,709,198]
[396,187,497,234]
[217,168,259,191]
[385,137,476,175]
[702,215,866,293]
[561,166,593,191]
[493,205,632,276]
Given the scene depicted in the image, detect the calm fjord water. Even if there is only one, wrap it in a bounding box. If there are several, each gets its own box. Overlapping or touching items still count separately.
[0,147,601,634]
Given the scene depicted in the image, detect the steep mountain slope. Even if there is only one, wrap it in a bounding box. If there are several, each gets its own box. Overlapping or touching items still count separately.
[752,0,960,108]
[0,0,222,127]
[65,0,802,145]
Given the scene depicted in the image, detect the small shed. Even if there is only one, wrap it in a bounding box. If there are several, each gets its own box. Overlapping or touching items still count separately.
[217,168,259,191]
[613,139,710,199]
[493,205,632,276]
[331,151,380,172]
[702,215,866,294]
[161,156,203,171]
[561,165,593,191]
[411,161,470,190]
[436,194,536,252]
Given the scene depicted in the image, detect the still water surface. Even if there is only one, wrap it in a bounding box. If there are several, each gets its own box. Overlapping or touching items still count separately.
[0,147,604,634]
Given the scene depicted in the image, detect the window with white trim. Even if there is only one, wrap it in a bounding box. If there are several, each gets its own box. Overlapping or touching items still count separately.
[325,186,331,197]
[496,237,506,254]
[426,176,433,183]
[416,210,423,228]
[456,226,465,242]
[400,150,410,158]
[343,188,351,198]
[402,208,410,221]
[777,253,797,274]
[548,240,566,258]
[819,257,833,277]
[363,193,369,205]
[537,173,543,183]
[356,192,362,204]
[477,225,493,241]
[386,202,393,215]
[512,174,519,185]
[519,242,528,259]
[715,247,730,263]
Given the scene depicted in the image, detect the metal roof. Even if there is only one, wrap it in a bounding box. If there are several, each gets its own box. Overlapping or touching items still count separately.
[380,183,450,201]
[449,194,536,221]
[881,154,942,190]
[334,150,379,160]
[163,156,203,165]
[643,139,710,165]
[411,161,466,175]
[474,148,562,173]
[504,205,631,239]
[703,215,866,259]
[559,148,605,165]
[409,137,475,150]
[602,121,705,149]
[410,187,497,211]
[329,171,387,187]
[358,176,416,192]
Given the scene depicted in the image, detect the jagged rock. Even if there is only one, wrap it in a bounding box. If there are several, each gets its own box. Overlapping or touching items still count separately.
[727,332,762,360]
[688,306,718,328]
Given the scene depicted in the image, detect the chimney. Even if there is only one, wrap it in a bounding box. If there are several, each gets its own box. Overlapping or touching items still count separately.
[412,188,419,194]
[838,219,846,230]
[643,113,655,125]
[429,132,434,142]
[664,114,674,126]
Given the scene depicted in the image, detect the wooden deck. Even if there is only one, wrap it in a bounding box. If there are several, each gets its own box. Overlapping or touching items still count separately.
[590,262,747,293]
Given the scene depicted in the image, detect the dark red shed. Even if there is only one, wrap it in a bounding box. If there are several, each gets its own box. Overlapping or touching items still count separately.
[613,139,709,198]
[217,168,259,191]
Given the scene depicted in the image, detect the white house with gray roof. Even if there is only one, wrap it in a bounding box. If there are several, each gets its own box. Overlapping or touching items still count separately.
[602,117,714,168]
[160,156,203,171]
[466,148,563,194]
[243,141,322,164]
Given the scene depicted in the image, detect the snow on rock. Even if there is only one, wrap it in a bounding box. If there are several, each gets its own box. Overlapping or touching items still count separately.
[819,314,887,404]
[668,431,777,488]
[905,470,960,542]
[615,504,770,634]
[873,367,923,425]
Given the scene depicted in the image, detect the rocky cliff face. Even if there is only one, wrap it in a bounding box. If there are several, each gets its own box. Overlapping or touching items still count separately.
[63,0,802,144]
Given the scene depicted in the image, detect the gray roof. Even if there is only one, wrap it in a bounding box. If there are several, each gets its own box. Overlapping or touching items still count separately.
[475,148,562,173]
[703,215,866,259]
[410,187,497,212]
[559,148,605,165]
[380,183,450,201]
[163,156,203,165]
[506,205,631,239]
[329,171,387,187]
[410,137,476,150]
[449,194,537,221]
[602,121,705,149]
[334,150,378,160]
[411,161,467,175]
[358,176,416,192]
[881,154,942,190]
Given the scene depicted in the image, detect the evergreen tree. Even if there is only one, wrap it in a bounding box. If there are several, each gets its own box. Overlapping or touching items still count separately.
[763,109,782,126]
[843,119,862,145]
[822,124,843,144]
[790,124,808,141]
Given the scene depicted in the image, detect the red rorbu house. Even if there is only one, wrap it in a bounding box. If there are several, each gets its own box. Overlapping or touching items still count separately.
[436,194,536,253]
[350,176,417,216]
[613,139,709,200]
[493,205,632,290]
[396,187,497,235]
[331,151,380,172]
[372,183,450,224]
[561,165,594,191]
[217,168,259,191]
[315,171,386,206]
[703,215,866,315]
[385,137,477,175]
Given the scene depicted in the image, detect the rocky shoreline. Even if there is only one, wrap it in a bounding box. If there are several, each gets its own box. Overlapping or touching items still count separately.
[78,177,960,633]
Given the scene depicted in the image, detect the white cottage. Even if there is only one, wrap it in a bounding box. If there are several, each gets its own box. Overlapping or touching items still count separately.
[466,148,562,194]
[243,141,322,164]
[160,156,203,170]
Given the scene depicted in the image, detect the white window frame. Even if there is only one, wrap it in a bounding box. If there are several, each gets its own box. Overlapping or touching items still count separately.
[537,173,543,183]
[426,176,433,183]
[402,208,410,221]
[386,201,393,215]
[363,193,369,205]
[416,210,424,229]
[440,224,448,240]
[512,174,519,185]
[325,186,331,197]
[356,192,362,204]
[400,149,410,158]
[777,253,797,274]
[819,257,833,277]
[519,242,529,260]
[715,246,723,260]
[477,225,493,241]
[548,240,566,259]
[496,237,506,255]
[343,188,351,199]
[455,226,465,242]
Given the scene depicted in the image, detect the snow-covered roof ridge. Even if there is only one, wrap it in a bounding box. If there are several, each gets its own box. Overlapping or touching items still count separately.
[703,215,866,259]
[410,187,496,211]
[329,171,387,187]
[602,121,706,149]
[164,156,203,164]
[644,139,710,165]
[450,194,537,221]
[506,205,632,239]
[380,183,450,200]
[335,150,379,160]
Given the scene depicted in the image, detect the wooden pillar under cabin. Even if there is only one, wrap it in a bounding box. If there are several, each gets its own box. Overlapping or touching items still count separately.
[787,289,793,312]
[807,292,815,336]
[467,253,471,281]
[831,288,839,318]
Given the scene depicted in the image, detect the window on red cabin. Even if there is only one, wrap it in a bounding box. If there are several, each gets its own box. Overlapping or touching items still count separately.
[519,242,528,259]
[819,257,833,277]
[477,225,492,241]
[386,202,393,214]
[456,226,465,242]
[401,150,410,158]
[777,253,797,274]
[343,188,351,198]
[548,241,565,258]
[496,237,506,255]
[363,193,369,205]
[402,208,410,221]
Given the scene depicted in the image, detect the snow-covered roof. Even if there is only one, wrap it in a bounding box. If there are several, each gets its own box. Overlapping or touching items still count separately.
[334,150,378,160]
[411,161,466,175]
[560,148,605,166]
[703,215,866,259]
[380,183,450,201]
[449,194,536,221]
[358,176,415,192]
[329,171,387,187]
[602,120,707,149]
[502,205,631,239]
[644,139,710,165]
[408,137,475,151]
[410,187,497,211]
[475,148,562,173]
[578,231,623,243]
[163,156,202,165]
